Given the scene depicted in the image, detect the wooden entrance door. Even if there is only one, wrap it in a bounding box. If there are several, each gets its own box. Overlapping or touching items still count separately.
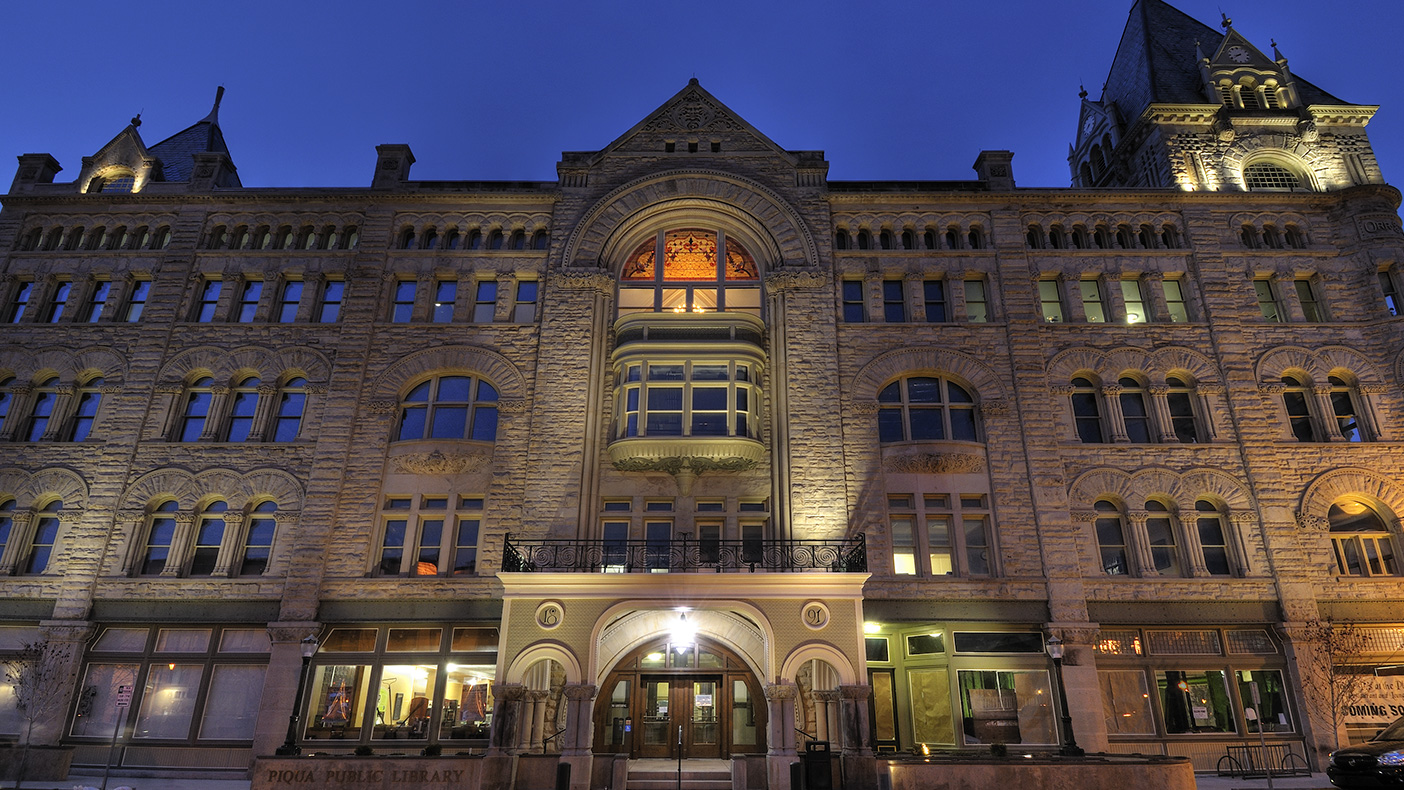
[638,676,722,758]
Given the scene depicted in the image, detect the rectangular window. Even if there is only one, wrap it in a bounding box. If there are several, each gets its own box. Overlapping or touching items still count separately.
[377,495,484,576]
[513,280,538,322]
[85,281,111,322]
[193,279,221,322]
[1038,279,1063,323]
[45,281,71,322]
[1157,670,1236,734]
[887,490,993,577]
[1099,671,1156,734]
[317,279,344,323]
[1080,279,1106,322]
[841,280,865,322]
[1380,270,1400,317]
[1162,278,1189,322]
[473,281,497,322]
[1295,278,1322,321]
[277,280,303,323]
[1254,279,1282,322]
[1120,278,1146,323]
[882,280,906,322]
[956,669,1056,746]
[964,279,988,322]
[391,280,416,323]
[923,280,947,322]
[8,281,33,323]
[432,279,457,323]
[236,280,262,322]
[125,279,151,322]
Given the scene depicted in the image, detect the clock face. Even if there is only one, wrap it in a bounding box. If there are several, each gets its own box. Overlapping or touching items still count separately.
[1227,46,1251,63]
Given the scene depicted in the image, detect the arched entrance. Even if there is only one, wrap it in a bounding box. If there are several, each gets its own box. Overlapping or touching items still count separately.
[594,635,767,758]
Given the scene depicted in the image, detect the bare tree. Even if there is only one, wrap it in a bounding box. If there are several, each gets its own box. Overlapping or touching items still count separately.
[3,640,75,789]
[1293,619,1378,753]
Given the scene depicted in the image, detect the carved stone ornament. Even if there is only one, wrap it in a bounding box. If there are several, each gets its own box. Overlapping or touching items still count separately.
[883,452,985,474]
[839,684,873,699]
[497,399,528,414]
[553,269,614,295]
[99,385,121,395]
[154,381,185,394]
[764,270,827,292]
[1229,512,1257,527]
[306,384,330,395]
[643,88,745,133]
[764,682,798,701]
[981,398,1012,417]
[391,450,491,475]
[612,455,755,474]
[851,402,879,415]
[368,399,399,415]
[563,683,598,701]
[1258,382,1287,395]
[1359,384,1390,395]
[1049,385,1076,396]
[801,600,830,631]
[1198,384,1226,396]
[1296,512,1329,531]
[1069,509,1100,523]
[266,623,320,644]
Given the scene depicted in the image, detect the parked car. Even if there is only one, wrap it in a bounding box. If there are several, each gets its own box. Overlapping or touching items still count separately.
[1329,716,1404,788]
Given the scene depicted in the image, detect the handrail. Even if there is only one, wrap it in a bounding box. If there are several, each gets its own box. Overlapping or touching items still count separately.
[502,533,867,573]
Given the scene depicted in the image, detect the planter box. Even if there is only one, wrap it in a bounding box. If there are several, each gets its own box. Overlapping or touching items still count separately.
[0,744,74,781]
[252,755,483,790]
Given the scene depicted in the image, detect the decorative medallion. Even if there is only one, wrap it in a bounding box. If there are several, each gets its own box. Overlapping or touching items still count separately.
[391,450,491,475]
[802,601,830,631]
[535,601,564,630]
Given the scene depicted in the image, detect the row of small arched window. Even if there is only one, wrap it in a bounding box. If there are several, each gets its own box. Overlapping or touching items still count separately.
[1092,498,1237,577]
[0,376,105,442]
[173,376,308,443]
[835,226,987,251]
[1026,223,1182,250]
[398,227,549,251]
[1241,224,1309,249]
[206,224,360,252]
[17,224,172,252]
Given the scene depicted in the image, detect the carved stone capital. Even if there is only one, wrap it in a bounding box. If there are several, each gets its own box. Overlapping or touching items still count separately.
[173,512,197,526]
[838,684,872,700]
[764,682,798,701]
[39,620,96,644]
[1100,384,1124,397]
[55,385,75,396]
[256,384,278,396]
[209,385,230,396]
[764,270,827,292]
[814,690,841,703]
[1069,509,1099,523]
[497,399,528,414]
[10,384,32,396]
[496,271,518,285]
[1148,385,1170,396]
[1313,385,1335,396]
[1229,512,1257,527]
[1296,512,1328,531]
[1127,510,1150,525]
[883,452,985,474]
[553,269,613,296]
[99,384,121,395]
[223,513,247,528]
[1046,624,1101,648]
[1049,385,1076,396]
[1359,384,1390,395]
[56,511,83,523]
[1198,384,1226,396]
[1258,382,1286,395]
[563,683,598,701]
[368,399,399,415]
[525,689,550,703]
[266,622,320,645]
[492,683,526,701]
[154,381,185,394]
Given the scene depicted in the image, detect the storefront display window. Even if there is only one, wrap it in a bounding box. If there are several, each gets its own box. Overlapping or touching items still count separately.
[1157,670,1235,734]
[1099,670,1156,734]
[199,665,266,739]
[71,664,139,737]
[957,670,1054,745]
[134,664,203,738]
[1236,669,1292,733]
[306,664,371,739]
[909,668,954,744]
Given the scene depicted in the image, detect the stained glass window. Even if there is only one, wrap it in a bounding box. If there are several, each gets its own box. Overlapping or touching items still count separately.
[663,230,718,280]
[617,229,761,316]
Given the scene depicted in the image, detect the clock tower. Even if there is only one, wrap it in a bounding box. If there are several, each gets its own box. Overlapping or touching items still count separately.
[1070,0,1382,193]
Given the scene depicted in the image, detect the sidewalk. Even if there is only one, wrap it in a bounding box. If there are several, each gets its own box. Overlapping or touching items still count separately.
[1195,771,1334,790]
[16,775,251,790]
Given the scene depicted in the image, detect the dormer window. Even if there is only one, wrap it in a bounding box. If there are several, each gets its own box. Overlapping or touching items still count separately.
[618,229,761,316]
[88,170,136,194]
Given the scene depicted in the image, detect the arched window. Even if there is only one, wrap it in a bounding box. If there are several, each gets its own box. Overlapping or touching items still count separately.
[207,225,228,250]
[92,170,136,193]
[1244,161,1309,192]
[1093,225,1112,249]
[25,500,61,574]
[1118,376,1152,442]
[509,230,526,250]
[1071,377,1104,443]
[1138,224,1158,249]
[66,376,104,441]
[399,227,417,249]
[252,226,272,250]
[344,227,360,249]
[466,229,482,250]
[1166,376,1200,443]
[1280,375,1316,441]
[1026,225,1046,249]
[233,225,251,249]
[397,376,498,442]
[241,501,277,576]
[274,377,307,442]
[224,376,261,442]
[25,376,59,441]
[1161,224,1181,249]
[0,376,12,434]
[532,230,549,249]
[923,229,937,250]
[1262,225,1284,249]
[189,501,228,576]
[876,377,978,443]
[1328,376,1367,442]
[1284,225,1307,249]
[901,230,916,250]
[834,230,849,250]
[878,230,894,250]
[1094,500,1129,575]
[617,229,761,316]
[421,228,438,250]
[1145,500,1183,576]
[1048,224,1067,249]
[444,228,461,250]
[180,376,215,442]
[140,500,180,575]
[1115,224,1135,249]
[1195,500,1234,576]
[1329,499,1398,577]
[944,228,961,250]
[856,230,872,250]
[0,499,14,564]
[153,226,172,249]
[967,227,985,249]
[487,230,504,250]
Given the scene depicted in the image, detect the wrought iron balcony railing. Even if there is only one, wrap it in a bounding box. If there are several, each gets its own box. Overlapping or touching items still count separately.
[502,534,866,574]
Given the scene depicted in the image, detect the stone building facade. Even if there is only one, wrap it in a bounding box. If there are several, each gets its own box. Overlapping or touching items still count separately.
[1,1,1403,786]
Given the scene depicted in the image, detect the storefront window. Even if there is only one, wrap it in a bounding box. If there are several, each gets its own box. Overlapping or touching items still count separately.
[71,664,140,736]
[199,665,266,739]
[1236,669,1292,733]
[134,664,204,738]
[376,664,438,739]
[1099,670,1156,734]
[1157,670,1236,734]
[957,670,1055,745]
[306,664,371,739]
[441,664,494,740]
[909,668,954,744]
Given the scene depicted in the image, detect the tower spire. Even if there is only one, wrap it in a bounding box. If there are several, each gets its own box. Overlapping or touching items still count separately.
[201,85,225,125]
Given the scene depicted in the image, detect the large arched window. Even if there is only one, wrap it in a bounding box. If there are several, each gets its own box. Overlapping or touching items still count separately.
[240,501,277,576]
[0,499,14,565]
[66,376,104,441]
[1328,499,1398,577]
[397,376,498,442]
[180,377,215,442]
[876,377,978,443]
[1145,500,1183,576]
[189,501,228,576]
[1280,375,1316,442]
[25,500,61,574]
[1243,161,1310,192]
[25,376,59,441]
[1195,500,1234,576]
[140,500,180,576]
[618,229,760,316]
[1094,499,1129,575]
[1118,376,1152,442]
[274,377,307,442]
[224,376,261,442]
[1071,377,1104,443]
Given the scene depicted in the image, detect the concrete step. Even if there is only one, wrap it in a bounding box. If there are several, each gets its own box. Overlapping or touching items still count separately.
[626,781,732,790]
[628,771,730,780]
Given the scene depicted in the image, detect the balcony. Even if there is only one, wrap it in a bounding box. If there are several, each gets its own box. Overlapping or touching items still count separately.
[502,534,867,573]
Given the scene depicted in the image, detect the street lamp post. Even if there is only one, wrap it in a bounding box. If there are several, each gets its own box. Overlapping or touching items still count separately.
[275,635,319,756]
[1045,635,1084,757]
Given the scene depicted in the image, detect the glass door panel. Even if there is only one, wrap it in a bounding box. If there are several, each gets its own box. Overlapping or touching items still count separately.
[689,680,719,754]
[641,680,672,757]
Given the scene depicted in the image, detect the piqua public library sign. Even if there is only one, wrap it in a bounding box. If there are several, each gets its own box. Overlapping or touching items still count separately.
[251,756,483,790]
[1342,675,1404,723]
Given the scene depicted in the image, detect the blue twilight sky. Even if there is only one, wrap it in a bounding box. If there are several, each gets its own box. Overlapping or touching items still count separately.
[1,0,1401,190]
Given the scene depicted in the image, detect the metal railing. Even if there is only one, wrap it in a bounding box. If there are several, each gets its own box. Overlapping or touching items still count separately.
[502,534,866,573]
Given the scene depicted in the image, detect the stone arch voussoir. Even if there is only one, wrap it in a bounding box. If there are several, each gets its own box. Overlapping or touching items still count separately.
[372,345,528,400]
[851,347,1006,402]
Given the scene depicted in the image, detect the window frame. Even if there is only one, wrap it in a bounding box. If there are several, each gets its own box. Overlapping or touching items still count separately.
[375,495,485,577]
[886,491,995,578]
[396,375,499,443]
[876,376,979,444]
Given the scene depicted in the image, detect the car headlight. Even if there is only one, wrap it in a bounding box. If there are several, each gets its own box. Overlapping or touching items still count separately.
[1380,750,1404,766]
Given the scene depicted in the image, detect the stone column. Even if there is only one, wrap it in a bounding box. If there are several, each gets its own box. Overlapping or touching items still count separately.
[1127,510,1155,575]
[0,512,31,574]
[1148,385,1179,442]
[162,513,197,577]
[488,683,526,755]
[765,681,798,790]
[838,685,877,790]
[251,621,319,757]
[197,386,231,441]
[1101,384,1131,442]
[526,689,550,751]
[561,683,598,790]
[211,513,245,576]
[37,385,75,442]
[1313,384,1344,441]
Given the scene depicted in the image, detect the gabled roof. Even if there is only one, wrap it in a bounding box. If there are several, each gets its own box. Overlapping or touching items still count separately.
[574,79,798,165]
[1099,0,1344,119]
[146,87,240,185]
